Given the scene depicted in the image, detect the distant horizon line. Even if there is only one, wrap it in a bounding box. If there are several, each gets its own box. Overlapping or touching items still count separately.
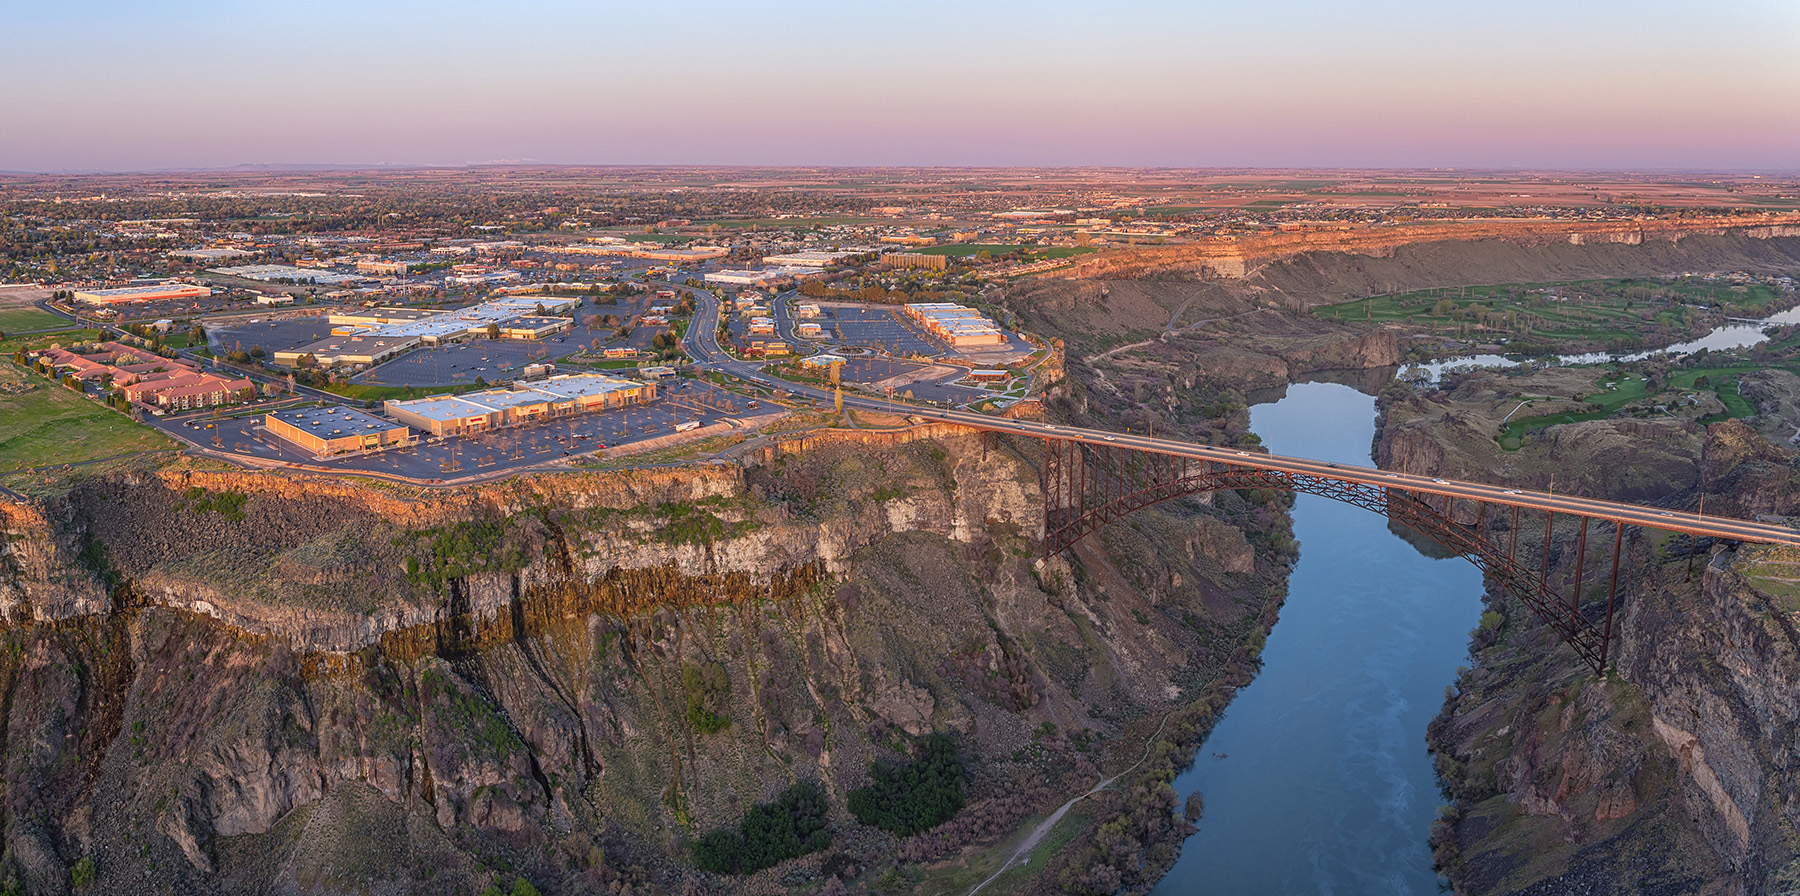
[4,162,1800,178]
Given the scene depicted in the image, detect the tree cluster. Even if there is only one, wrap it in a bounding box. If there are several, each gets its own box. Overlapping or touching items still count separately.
[690,781,832,875]
[846,732,965,836]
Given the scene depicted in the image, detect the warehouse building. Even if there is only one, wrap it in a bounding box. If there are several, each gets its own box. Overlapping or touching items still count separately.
[902,302,1006,347]
[498,316,574,339]
[705,269,789,287]
[264,406,413,458]
[383,373,656,437]
[72,283,213,305]
[328,307,438,329]
[208,264,364,286]
[273,334,421,368]
[762,250,864,268]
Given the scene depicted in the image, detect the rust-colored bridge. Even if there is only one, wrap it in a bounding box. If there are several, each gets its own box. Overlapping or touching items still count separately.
[893,406,1800,675]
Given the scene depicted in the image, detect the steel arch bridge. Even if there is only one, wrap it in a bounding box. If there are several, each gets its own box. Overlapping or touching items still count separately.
[1032,436,1773,675]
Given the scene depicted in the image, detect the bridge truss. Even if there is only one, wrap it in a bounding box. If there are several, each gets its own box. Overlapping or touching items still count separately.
[1039,439,1629,674]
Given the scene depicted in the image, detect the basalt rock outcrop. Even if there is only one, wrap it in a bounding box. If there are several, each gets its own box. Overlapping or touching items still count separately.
[0,425,1292,896]
[1423,384,1800,894]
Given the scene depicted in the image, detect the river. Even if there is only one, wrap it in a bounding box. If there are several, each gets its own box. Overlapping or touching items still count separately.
[1151,382,1486,895]
[1412,304,1800,379]
[1144,302,1800,893]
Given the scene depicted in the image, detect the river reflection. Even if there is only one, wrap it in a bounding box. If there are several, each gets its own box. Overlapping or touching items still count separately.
[1151,382,1484,896]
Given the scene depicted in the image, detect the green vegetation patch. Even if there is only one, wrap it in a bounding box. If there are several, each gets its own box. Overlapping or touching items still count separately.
[1315,277,1790,352]
[847,732,966,836]
[1498,373,1648,447]
[0,329,107,355]
[0,308,69,333]
[681,662,731,734]
[657,500,760,546]
[690,781,832,874]
[0,370,176,472]
[1668,365,1759,421]
[177,486,249,522]
[401,518,531,589]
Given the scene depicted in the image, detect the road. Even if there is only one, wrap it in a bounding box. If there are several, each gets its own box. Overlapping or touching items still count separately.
[682,287,1800,549]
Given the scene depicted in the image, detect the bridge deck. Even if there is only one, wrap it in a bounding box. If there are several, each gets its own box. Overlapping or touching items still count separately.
[898,406,1800,549]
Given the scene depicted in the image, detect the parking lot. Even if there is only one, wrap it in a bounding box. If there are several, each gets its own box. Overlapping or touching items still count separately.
[820,306,940,356]
[208,316,335,356]
[354,339,560,387]
[153,379,755,480]
[830,356,989,406]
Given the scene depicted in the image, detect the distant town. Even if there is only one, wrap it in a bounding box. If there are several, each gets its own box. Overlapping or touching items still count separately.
[1,166,1796,489]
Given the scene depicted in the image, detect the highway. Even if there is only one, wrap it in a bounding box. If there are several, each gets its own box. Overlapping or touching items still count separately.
[682,287,1800,549]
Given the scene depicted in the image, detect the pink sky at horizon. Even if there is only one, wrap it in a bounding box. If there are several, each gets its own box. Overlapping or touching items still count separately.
[4,0,1797,172]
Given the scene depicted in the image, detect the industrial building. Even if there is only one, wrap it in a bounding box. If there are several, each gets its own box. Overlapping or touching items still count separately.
[264,406,413,458]
[497,316,574,339]
[705,269,789,287]
[281,298,579,368]
[273,334,421,368]
[383,373,656,437]
[168,247,254,262]
[208,264,365,286]
[762,250,864,268]
[902,302,1006,347]
[71,283,213,305]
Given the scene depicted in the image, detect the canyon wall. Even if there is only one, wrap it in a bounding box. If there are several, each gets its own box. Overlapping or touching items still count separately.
[0,425,1290,896]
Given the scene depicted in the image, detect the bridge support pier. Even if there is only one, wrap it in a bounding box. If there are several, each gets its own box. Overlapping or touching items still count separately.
[1037,436,1627,675]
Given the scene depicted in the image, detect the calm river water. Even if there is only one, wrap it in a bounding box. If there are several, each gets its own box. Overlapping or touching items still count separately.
[1152,382,1485,895]
[1148,303,1800,893]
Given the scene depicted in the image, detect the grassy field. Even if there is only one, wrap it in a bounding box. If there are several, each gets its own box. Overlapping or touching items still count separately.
[0,370,176,472]
[0,329,107,355]
[1498,373,1649,447]
[1668,365,1761,421]
[1315,277,1790,349]
[1735,545,1800,613]
[1497,363,1770,448]
[0,308,69,333]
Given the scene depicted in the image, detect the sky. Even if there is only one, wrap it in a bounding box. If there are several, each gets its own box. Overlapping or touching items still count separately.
[3,0,1798,172]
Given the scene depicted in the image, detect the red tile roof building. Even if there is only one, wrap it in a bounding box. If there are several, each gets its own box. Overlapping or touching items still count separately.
[35,341,253,409]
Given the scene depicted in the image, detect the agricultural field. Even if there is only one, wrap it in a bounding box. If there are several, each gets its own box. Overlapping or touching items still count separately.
[1316,277,1794,352]
[0,366,175,472]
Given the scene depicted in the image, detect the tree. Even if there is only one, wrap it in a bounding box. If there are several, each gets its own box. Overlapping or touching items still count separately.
[847,733,965,836]
[486,322,501,339]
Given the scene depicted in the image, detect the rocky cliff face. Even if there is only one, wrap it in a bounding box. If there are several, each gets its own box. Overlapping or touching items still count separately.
[0,424,1290,896]
[1422,386,1800,894]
